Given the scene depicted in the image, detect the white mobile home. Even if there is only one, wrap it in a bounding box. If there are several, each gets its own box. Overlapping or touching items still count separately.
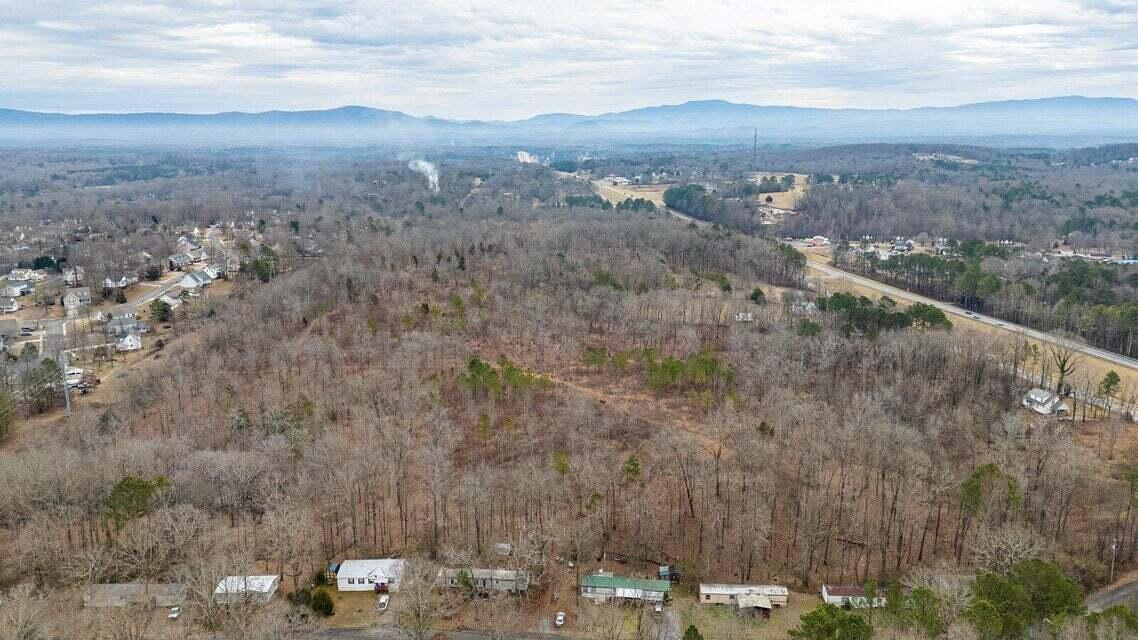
[336,559,405,592]
[699,583,789,607]
[214,575,279,604]
[821,585,886,608]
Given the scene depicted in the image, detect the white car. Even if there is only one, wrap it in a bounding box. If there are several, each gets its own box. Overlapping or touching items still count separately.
[167,606,180,620]
[554,612,566,627]
[654,603,663,614]
[377,594,390,612]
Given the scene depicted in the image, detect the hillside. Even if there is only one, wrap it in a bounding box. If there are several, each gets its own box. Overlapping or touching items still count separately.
[2,96,1137,146]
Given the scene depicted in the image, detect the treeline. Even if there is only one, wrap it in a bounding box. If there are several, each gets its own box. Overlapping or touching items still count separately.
[815,292,952,336]
[835,244,1138,359]
[663,184,720,219]
[1,149,1135,639]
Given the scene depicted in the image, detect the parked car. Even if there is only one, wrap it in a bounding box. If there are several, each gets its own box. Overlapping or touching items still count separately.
[168,606,180,620]
[653,603,663,614]
[377,594,390,612]
[554,612,565,627]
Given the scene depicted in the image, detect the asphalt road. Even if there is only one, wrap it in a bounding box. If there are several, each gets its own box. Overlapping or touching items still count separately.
[12,271,185,353]
[590,178,1138,387]
[804,258,1138,374]
[319,629,562,640]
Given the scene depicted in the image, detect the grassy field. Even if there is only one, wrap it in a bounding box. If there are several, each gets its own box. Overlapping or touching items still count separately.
[750,172,809,210]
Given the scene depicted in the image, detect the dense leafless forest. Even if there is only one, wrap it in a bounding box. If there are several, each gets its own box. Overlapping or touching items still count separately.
[2,146,1138,639]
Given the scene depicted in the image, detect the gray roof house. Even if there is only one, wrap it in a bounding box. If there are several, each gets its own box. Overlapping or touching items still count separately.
[1022,388,1070,416]
[105,316,151,337]
[63,287,91,310]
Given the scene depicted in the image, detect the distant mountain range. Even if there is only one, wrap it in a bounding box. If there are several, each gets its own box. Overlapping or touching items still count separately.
[2,96,1136,147]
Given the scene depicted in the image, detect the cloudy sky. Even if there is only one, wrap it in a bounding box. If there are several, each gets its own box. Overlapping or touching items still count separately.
[2,0,1136,119]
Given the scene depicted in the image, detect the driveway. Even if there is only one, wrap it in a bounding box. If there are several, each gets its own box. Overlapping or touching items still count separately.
[1087,578,1138,612]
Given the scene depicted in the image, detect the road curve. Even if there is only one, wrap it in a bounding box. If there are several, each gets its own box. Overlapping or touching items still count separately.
[806,258,1138,373]
[587,178,1138,375]
[1087,578,1138,612]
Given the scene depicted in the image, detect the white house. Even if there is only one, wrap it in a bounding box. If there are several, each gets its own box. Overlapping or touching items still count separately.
[116,331,142,352]
[104,275,139,290]
[3,282,31,297]
[64,266,85,286]
[0,298,18,314]
[213,575,279,604]
[7,268,45,282]
[63,287,91,316]
[159,292,182,309]
[821,585,886,608]
[336,559,405,592]
[179,271,213,290]
[1022,388,1070,416]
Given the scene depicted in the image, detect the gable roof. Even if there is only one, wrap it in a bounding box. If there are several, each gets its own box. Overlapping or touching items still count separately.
[337,559,404,581]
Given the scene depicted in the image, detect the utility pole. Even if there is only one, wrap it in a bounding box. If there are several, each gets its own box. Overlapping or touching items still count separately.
[1111,541,1118,582]
[58,351,71,418]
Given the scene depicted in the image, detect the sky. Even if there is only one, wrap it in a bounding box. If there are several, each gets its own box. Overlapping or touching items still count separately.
[2,0,1137,120]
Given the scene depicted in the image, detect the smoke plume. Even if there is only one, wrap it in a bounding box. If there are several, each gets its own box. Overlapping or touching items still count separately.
[407,159,439,193]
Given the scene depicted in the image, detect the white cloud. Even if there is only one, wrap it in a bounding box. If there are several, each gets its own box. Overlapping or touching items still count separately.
[0,0,1135,118]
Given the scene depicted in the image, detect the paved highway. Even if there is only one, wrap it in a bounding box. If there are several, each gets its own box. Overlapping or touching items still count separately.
[804,257,1138,374]
[320,628,562,640]
[588,178,1138,383]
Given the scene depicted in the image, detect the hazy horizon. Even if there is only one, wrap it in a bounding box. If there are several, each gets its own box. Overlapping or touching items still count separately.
[3,0,1138,120]
[2,94,1136,121]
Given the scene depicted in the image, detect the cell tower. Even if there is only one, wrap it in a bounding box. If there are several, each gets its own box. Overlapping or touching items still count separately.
[752,128,758,170]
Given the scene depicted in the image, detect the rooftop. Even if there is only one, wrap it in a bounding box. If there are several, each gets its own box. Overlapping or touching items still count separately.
[337,558,404,580]
[580,574,671,592]
[214,575,278,594]
[699,583,789,596]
